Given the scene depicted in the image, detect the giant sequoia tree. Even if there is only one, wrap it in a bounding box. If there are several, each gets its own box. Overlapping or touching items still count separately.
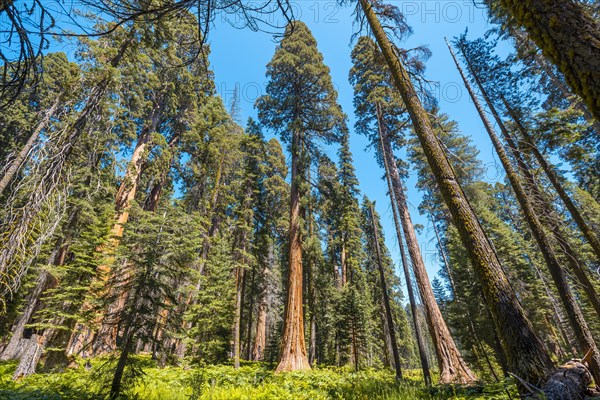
[257,21,343,371]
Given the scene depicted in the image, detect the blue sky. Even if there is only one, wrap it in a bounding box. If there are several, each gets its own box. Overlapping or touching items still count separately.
[207,1,509,294]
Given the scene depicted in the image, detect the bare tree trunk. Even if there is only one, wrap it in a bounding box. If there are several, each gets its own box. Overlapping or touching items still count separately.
[359,0,553,384]
[12,334,45,379]
[245,264,256,361]
[276,127,310,372]
[380,122,432,385]
[369,202,402,380]
[376,104,476,384]
[233,260,245,369]
[449,39,600,384]
[496,0,600,120]
[0,96,61,197]
[253,298,268,361]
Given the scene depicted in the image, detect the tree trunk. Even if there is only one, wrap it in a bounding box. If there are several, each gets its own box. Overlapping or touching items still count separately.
[359,0,553,384]
[380,120,432,385]
[12,334,45,380]
[245,264,256,361]
[380,304,393,369]
[0,96,61,197]
[376,105,476,384]
[540,361,594,400]
[340,240,347,286]
[253,298,268,361]
[369,202,402,380]
[449,39,600,385]
[276,127,310,372]
[496,0,600,120]
[233,263,244,369]
[109,333,132,400]
[500,96,600,264]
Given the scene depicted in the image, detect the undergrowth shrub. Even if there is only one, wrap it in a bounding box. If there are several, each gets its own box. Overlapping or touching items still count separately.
[0,358,517,399]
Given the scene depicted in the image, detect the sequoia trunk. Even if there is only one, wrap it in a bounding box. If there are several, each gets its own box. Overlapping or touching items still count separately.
[276,127,310,372]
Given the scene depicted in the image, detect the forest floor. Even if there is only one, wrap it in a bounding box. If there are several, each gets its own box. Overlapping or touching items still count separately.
[0,358,517,399]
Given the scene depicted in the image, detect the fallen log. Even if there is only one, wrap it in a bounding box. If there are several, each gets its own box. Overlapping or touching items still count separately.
[514,352,598,400]
[539,361,594,400]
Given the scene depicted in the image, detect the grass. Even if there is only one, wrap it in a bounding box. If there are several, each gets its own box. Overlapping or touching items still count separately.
[0,358,518,399]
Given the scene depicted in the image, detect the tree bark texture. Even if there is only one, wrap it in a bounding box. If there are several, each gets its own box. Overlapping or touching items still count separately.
[497,0,600,120]
[276,128,310,372]
[450,39,600,385]
[359,0,554,383]
[379,127,475,384]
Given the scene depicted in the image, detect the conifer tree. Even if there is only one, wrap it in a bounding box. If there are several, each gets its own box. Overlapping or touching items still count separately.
[250,132,289,362]
[357,0,554,384]
[0,25,136,299]
[349,34,475,384]
[448,38,600,384]
[488,0,600,120]
[106,204,201,399]
[257,21,343,371]
[92,15,213,355]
